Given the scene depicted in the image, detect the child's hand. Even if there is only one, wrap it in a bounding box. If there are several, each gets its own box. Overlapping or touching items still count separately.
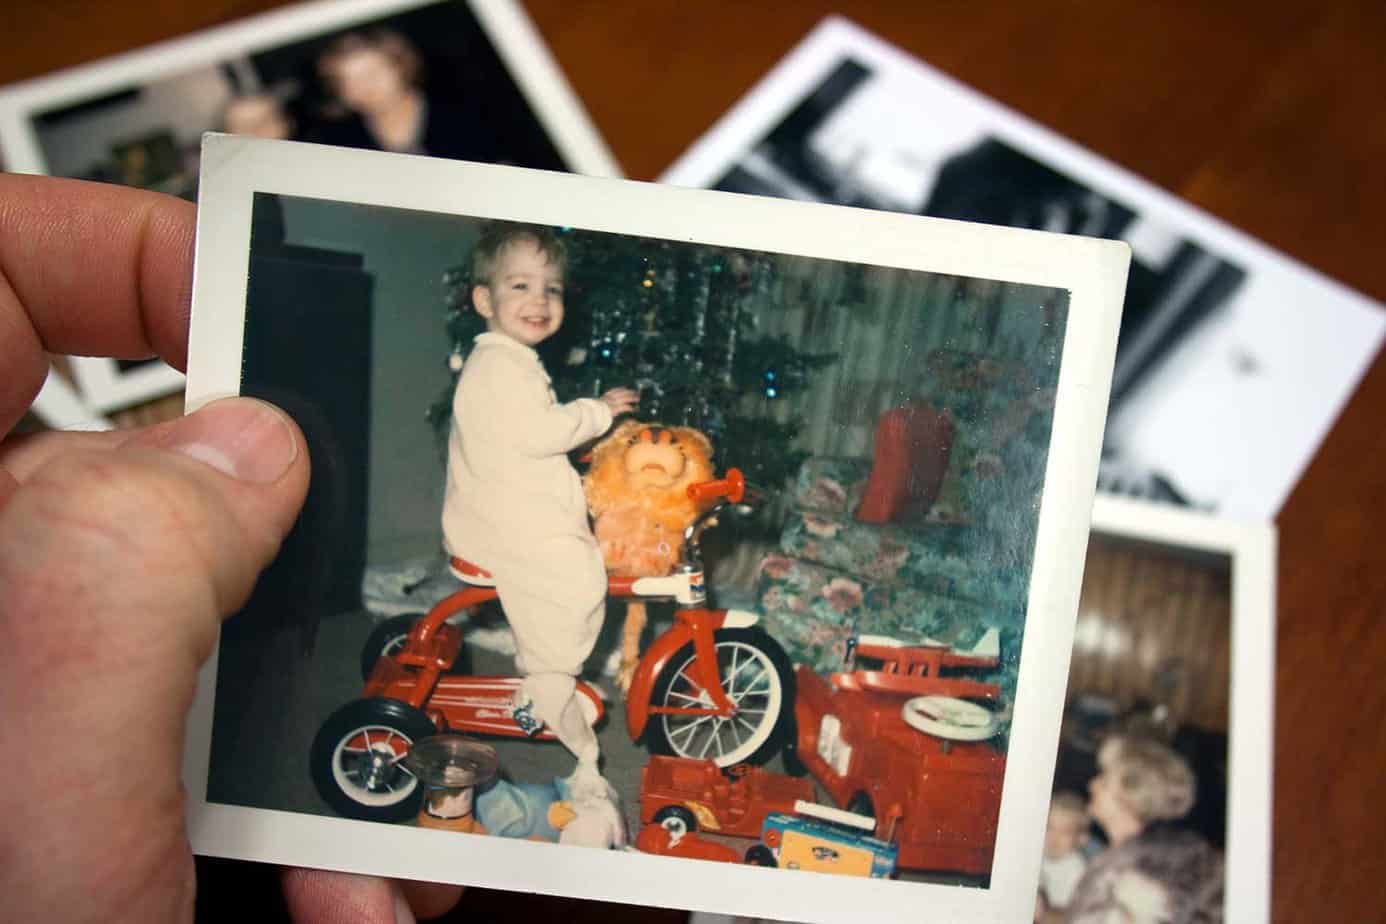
[600,387,640,417]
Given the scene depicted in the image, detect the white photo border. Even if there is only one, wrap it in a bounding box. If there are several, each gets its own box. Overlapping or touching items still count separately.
[0,0,620,416]
[183,133,1129,924]
[29,367,112,430]
[66,356,186,414]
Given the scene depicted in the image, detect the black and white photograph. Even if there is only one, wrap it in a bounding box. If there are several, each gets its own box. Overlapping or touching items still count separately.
[181,134,1126,923]
[0,0,617,415]
[661,17,1384,520]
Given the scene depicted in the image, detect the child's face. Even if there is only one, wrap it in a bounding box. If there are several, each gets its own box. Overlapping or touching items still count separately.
[1043,805,1088,858]
[224,96,292,140]
[473,238,565,347]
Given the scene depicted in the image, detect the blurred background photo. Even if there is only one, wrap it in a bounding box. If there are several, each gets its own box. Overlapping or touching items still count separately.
[3,0,616,425]
[25,1,570,198]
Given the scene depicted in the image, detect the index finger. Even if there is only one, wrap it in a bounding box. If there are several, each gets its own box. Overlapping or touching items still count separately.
[0,174,195,435]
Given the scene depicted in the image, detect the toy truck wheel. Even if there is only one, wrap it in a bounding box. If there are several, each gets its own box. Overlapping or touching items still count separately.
[653,805,698,837]
[647,627,795,768]
[310,698,436,822]
[745,844,777,867]
[360,613,469,680]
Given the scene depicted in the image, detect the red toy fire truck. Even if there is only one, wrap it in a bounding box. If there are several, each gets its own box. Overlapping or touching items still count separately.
[639,754,816,839]
[791,631,1007,876]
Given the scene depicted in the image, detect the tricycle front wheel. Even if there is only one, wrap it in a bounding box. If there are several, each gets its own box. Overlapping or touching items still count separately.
[309,698,437,823]
[646,627,794,768]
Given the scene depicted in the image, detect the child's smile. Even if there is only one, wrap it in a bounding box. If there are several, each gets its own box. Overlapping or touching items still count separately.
[473,238,565,347]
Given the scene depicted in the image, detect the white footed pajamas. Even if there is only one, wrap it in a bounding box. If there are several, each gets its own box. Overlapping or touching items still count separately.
[441,333,612,773]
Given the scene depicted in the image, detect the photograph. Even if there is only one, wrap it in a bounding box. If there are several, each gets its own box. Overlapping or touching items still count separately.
[0,0,618,414]
[182,133,1126,923]
[693,496,1275,924]
[1039,497,1273,924]
[661,16,1384,520]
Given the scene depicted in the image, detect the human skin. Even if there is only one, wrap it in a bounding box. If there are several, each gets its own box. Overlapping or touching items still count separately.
[0,174,460,923]
[472,238,568,347]
[1087,768,1144,848]
[1043,805,1089,859]
[224,95,294,140]
[330,46,413,116]
[472,238,636,415]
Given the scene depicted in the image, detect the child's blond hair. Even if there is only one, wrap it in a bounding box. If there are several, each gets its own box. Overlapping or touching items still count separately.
[1050,790,1088,821]
[471,223,567,288]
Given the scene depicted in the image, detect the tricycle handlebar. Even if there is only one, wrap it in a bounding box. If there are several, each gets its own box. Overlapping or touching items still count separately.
[686,468,746,505]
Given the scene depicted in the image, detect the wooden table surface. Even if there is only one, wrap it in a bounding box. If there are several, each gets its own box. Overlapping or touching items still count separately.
[4,2,1383,921]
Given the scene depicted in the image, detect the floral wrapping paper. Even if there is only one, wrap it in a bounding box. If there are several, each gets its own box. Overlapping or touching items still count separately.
[753,553,1023,708]
[751,350,1058,714]
[788,456,872,516]
[779,510,1029,610]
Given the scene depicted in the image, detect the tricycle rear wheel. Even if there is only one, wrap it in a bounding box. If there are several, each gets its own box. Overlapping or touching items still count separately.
[360,613,470,680]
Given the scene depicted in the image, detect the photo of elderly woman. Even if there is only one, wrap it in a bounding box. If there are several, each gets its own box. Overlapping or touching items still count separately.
[1035,530,1233,923]
[21,0,575,198]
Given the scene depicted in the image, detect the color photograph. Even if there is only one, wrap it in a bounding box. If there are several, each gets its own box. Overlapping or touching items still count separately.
[182,134,1127,923]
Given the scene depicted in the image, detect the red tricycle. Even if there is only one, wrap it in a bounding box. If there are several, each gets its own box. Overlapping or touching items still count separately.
[790,633,1007,876]
[310,469,797,822]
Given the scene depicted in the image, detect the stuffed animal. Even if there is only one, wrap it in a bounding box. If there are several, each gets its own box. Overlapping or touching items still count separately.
[475,775,627,849]
[584,420,716,693]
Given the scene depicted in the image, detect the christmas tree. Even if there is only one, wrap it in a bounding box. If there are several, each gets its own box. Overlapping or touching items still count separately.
[429,226,838,499]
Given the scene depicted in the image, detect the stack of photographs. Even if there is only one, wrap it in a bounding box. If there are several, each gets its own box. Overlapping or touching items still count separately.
[4,8,1299,922]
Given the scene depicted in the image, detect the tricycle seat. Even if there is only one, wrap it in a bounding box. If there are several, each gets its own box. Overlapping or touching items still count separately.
[449,556,496,587]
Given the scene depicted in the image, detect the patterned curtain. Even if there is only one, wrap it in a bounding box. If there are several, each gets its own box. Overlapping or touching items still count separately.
[741,256,1064,462]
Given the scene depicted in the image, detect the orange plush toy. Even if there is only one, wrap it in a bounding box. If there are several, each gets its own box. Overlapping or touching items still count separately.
[584,420,716,694]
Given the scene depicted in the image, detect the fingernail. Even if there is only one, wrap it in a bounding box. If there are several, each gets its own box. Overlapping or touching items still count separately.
[167,397,298,483]
[393,886,417,924]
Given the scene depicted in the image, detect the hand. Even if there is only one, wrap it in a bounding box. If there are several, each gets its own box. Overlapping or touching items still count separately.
[0,175,460,923]
[599,386,639,417]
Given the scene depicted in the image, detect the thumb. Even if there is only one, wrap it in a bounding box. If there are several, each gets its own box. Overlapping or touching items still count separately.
[0,397,309,924]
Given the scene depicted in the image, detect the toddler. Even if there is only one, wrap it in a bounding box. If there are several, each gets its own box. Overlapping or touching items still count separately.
[441,222,637,799]
[1039,790,1092,915]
